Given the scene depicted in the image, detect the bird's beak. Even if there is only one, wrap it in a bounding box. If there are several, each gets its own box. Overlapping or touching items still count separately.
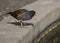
[34,11,37,16]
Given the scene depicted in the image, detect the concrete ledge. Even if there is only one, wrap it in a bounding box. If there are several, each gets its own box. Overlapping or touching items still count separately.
[0,0,60,43]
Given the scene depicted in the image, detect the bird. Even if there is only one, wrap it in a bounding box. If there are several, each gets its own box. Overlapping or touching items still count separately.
[6,9,36,28]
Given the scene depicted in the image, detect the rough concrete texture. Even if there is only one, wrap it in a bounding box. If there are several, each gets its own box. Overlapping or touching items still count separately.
[0,0,60,43]
[0,0,36,12]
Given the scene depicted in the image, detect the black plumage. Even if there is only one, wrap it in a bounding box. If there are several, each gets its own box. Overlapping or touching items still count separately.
[6,9,28,20]
[17,11,35,21]
[6,9,36,27]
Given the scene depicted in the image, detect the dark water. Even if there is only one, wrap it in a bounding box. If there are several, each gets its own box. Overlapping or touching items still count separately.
[38,24,60,43]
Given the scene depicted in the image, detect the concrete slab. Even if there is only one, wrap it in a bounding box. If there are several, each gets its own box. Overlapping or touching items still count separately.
[0,0,60,43]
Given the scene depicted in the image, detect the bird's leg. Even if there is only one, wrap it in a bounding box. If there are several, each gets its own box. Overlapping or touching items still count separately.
[15,19,24,28]
[20,20,24,28]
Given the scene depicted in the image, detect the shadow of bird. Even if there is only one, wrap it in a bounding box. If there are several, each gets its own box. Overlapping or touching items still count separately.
[7,22,34,26]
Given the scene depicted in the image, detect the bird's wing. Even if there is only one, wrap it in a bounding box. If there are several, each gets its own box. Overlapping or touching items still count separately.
[17,12,31,20]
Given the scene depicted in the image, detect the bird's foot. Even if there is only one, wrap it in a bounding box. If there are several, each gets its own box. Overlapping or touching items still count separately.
[20,23,25,28]
[20,26,25,28]
[15,20,25,28]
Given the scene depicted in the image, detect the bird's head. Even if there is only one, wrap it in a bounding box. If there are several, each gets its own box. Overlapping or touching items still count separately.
[33,11,36,16]
[30,11,36,17]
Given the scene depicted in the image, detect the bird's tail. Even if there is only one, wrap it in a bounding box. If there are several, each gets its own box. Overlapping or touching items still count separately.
[0,12,11,21]
[6,12,12,14]
[6,12,13,17]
